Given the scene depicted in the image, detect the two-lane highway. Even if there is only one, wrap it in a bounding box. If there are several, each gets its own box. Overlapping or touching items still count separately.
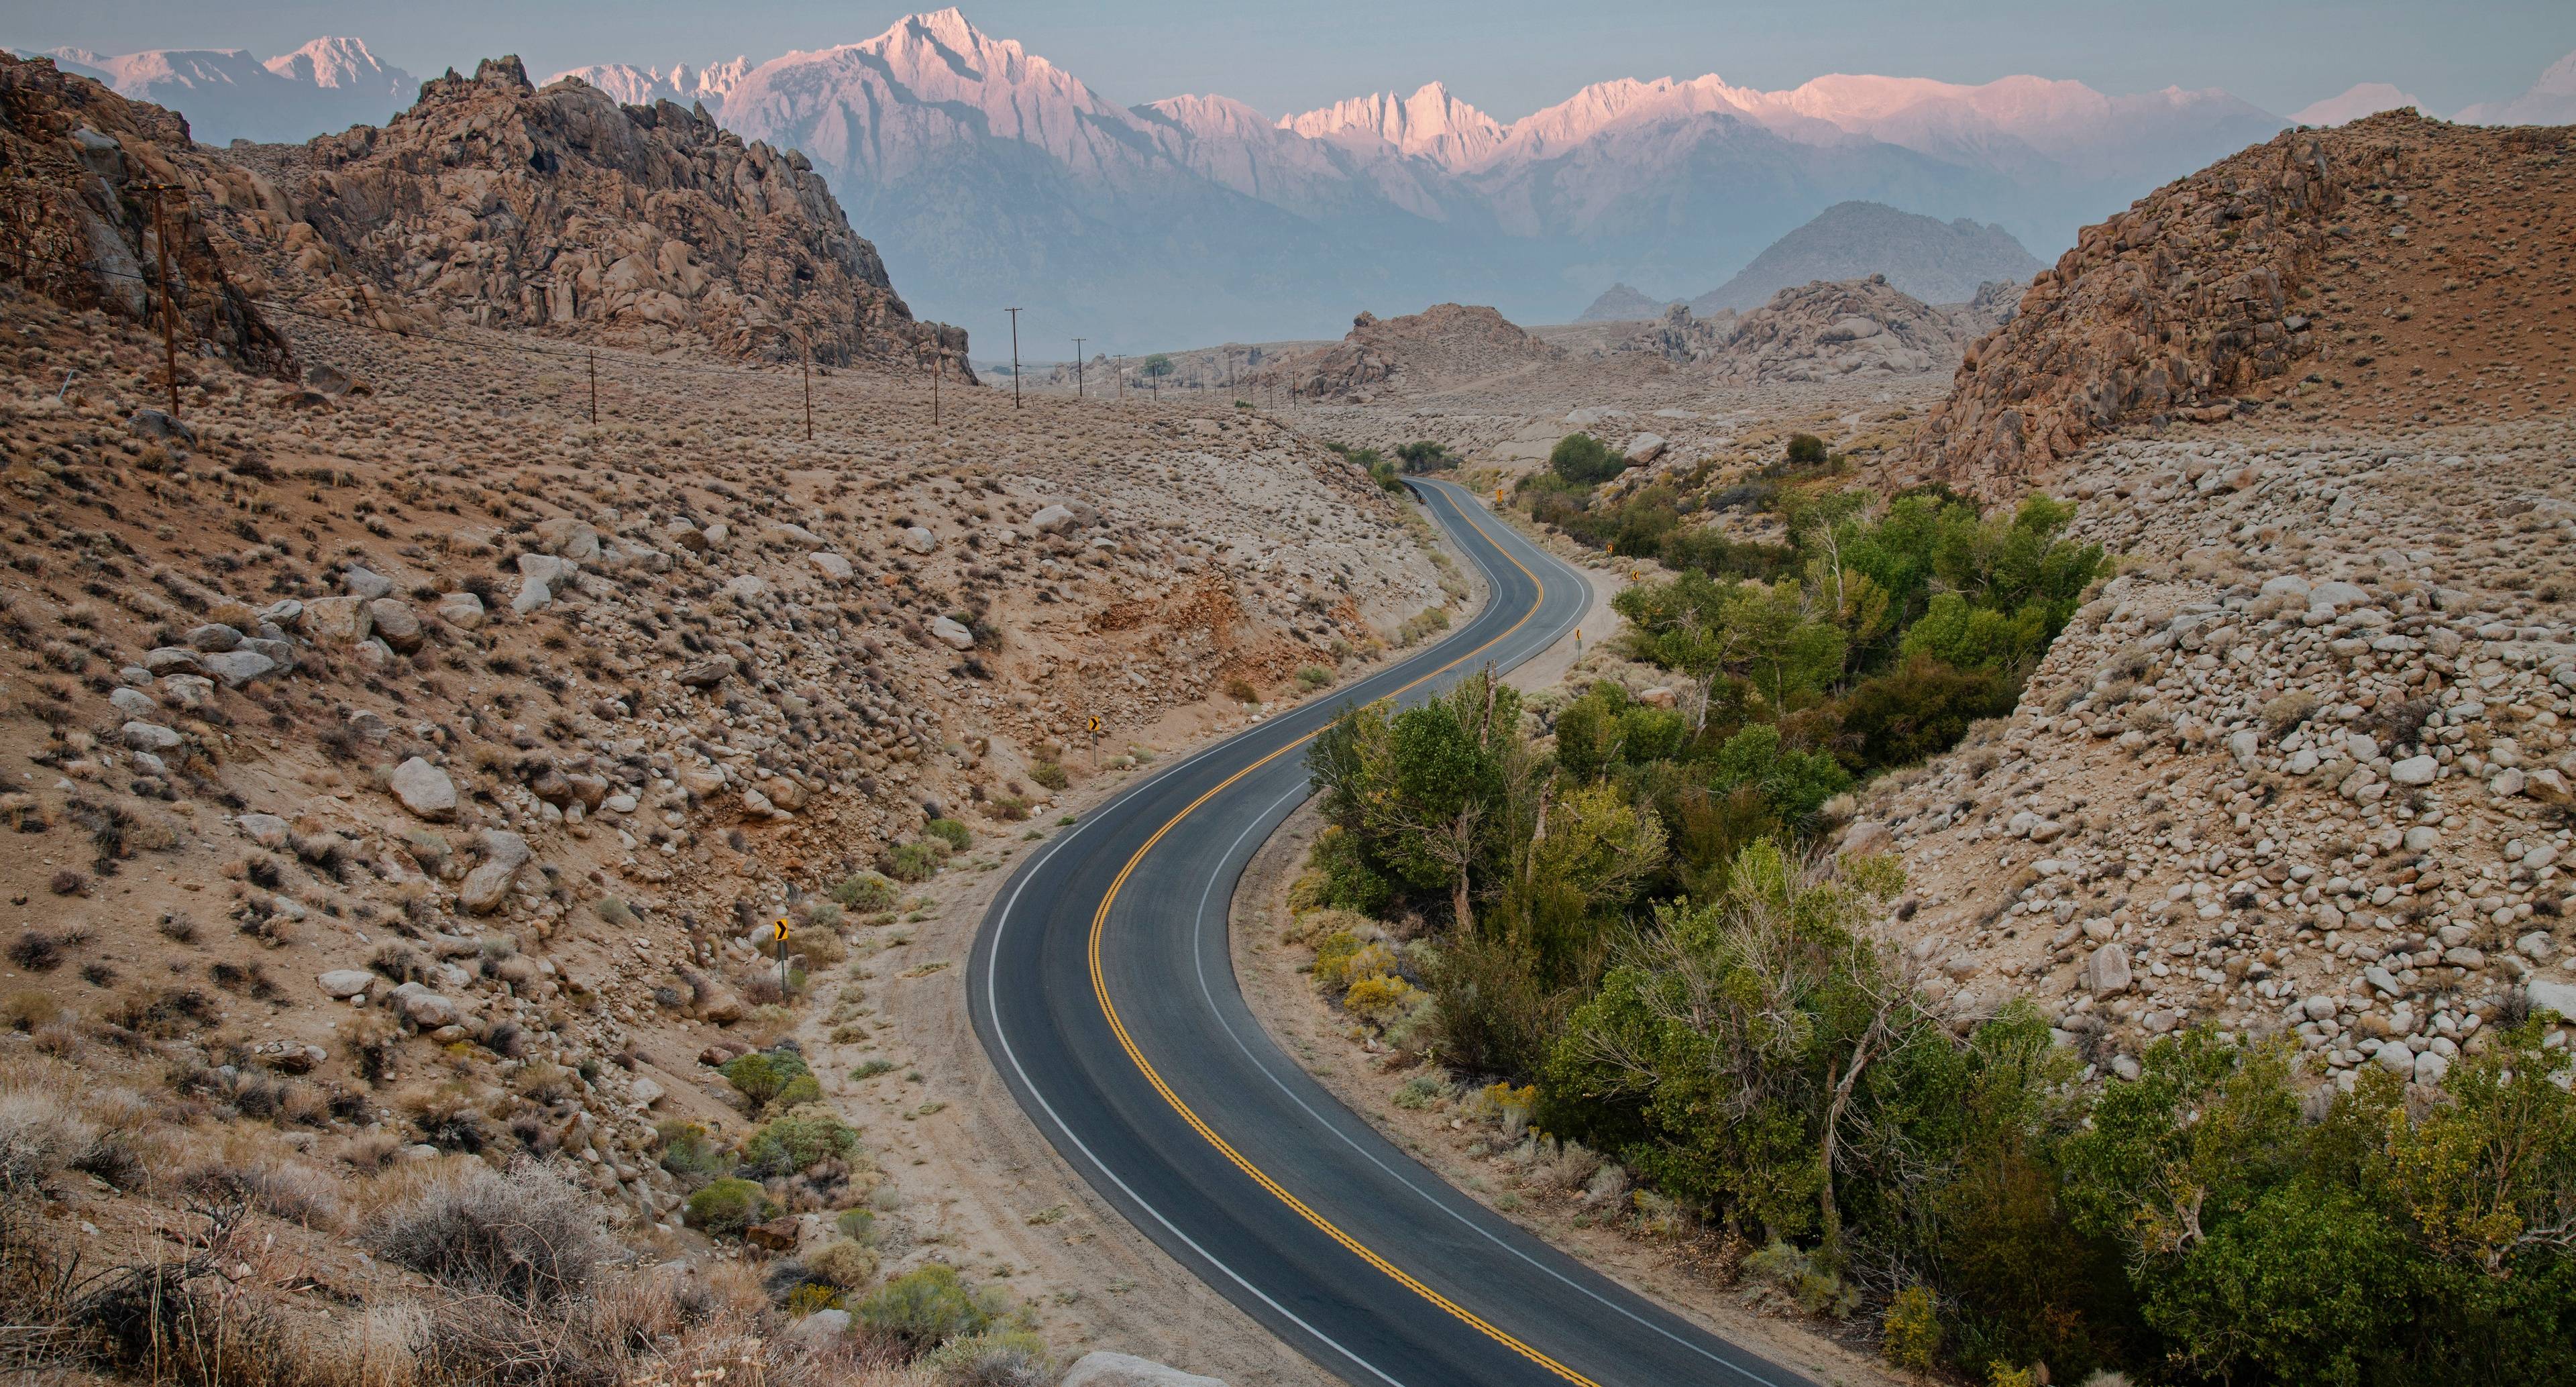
[969,478,1813,1387]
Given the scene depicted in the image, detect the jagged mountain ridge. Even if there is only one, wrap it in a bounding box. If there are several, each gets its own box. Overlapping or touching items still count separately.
[25,36,415,144]
[48,9,2357,346]
[205,55,967,368]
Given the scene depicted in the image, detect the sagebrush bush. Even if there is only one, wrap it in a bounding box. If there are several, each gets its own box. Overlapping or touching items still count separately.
[859,1263,1003,1353]
[720,1048,816,1109]
[370,1160,618,1306]
[885,841,943,882]
[741,1105,861,1177]
[684,1177,777,1238]
[0,1083,96,1190]
[830,871,899,912]
[804,1237,880,1290]
[923,817,973,852]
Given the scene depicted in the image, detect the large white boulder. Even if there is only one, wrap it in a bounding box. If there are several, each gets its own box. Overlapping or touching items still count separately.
[1060,1353,1228,1387]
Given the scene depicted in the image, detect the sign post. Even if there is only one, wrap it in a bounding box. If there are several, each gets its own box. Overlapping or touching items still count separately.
[1085,715,1102,771]
[771,917,791,995]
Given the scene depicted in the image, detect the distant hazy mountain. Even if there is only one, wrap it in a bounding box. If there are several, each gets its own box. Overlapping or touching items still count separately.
[2455,49,2576,127]
[1686,201,2043,313]
[1576,284,1672,322]
[2290,83,2426,127]
[50,8,2306,347]
[24,36,413,144]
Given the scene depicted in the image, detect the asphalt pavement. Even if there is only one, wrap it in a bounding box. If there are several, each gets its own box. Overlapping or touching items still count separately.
[969,478,1817,1387]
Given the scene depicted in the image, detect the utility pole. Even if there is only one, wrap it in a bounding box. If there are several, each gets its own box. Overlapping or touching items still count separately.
[1005,307,1022,408]
[140,183,181,419]
[1226,348,1236,400]
[1114,354,1124,403]
[588,349,598,425]
[800,346,813,441]
[1071,337,1084,398]
[932,347,942,427]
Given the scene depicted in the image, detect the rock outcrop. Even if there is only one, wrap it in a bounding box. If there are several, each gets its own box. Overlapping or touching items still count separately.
[1909,111,2576,500]
[217,56,967,369]
[1279,303,1563,402]
[0,53,295,378]
[1705,275,1963,384]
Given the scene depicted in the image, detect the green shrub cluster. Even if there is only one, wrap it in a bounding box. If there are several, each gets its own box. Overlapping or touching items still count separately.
[720,1046,819,1111]
[1303,461,2573,1379]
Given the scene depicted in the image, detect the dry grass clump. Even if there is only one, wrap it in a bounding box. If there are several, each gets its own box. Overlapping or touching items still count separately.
[368,1159,621,1305]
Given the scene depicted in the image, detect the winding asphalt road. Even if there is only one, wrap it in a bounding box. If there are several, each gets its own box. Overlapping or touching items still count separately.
[969,479,1814,1387]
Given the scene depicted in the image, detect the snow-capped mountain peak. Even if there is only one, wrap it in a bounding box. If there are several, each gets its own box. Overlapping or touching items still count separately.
[1281,82,1505,169]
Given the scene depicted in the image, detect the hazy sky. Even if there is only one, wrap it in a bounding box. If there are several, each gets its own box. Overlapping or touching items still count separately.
[6,0,2570,120]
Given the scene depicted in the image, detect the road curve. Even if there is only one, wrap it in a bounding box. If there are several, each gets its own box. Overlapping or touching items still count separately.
[969,479,1814,1387]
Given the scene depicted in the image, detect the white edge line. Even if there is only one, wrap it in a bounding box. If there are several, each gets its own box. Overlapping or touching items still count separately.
[973,478,1617,1387]
[1183,492,1795,1387]
[982,736,1413,1387]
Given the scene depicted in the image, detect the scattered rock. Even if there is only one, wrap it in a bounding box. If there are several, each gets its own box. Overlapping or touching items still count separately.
[390,757,458,820]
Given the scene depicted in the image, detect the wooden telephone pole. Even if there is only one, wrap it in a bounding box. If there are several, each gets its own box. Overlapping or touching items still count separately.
[1114,355,1124,403]
[1005,307,1022,408]
[800,347,813,441]
[588,349,598,425]
[139,184,182,419]
[1071,337,1085,398]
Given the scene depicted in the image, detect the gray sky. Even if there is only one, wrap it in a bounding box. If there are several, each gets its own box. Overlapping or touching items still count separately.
[6,0,2569,120]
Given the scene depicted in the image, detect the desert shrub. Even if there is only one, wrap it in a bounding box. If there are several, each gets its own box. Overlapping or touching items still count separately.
[924,817,973,852]
[830,871,899,911]
[858,1263,1004,1353]
[1223,676,1260,704]
[920,1327,1052,1386]
[1784,432,1829,467]
[1883,1284,1942,1373]
[740,1105,861,1177]
[370,1161,618,1306]
[1342,973,1422,1028]
[885,840,943,882]
[1394,1074,1444,1109]
[1026,761,1069,791]
[1303,825,1393,916]
[804,1237,881,1290]
[684,1177,778,1238]
[1819,655,2020,776]
[656,1120,731,1180]
[0,1084,97,1190]
[719,1048,817,1110]
[1548,433,1625,486]
[1295,665,1334,691]
[837,1207,881,1241]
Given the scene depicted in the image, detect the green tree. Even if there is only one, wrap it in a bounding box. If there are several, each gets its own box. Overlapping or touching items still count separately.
[1549,433,1627,486]
[1140,353,1174,388]
[1312,673,1529,932]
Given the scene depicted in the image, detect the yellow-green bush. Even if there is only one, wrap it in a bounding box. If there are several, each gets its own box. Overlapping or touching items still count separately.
[1343,974,1421,1028]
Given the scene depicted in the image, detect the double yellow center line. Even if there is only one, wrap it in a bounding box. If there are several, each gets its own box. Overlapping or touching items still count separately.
[1083,486,1603,1386]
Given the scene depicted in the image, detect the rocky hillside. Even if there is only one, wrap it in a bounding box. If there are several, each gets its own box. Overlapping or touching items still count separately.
[0,53,295,380]
[1909,111,2576,500]
[1574,282,1671,322]
[1686,200,2043,313]
[0,130,1454,1374]
[1646,276,1962,383]
[1280,303,1566,402]
[214,56,965,368]
[1856,416,2576,1093]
